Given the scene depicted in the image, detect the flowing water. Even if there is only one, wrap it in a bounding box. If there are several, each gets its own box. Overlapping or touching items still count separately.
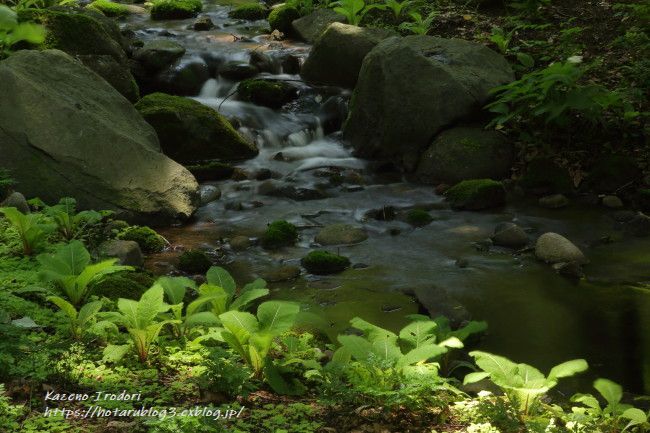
[124,3,650,394]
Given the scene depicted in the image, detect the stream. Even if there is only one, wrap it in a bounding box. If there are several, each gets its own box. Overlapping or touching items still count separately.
[123,1,650,394]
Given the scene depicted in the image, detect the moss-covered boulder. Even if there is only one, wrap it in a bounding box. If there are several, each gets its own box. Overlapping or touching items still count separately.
[91,270,155,299]
[416,127,514,183]
[87,0,130,18]
[261,220,298,249]
[21,9,127,63]
[301,250,350,274]
[185,161,235,181]
[520,158,573,195]
[268,5,300,35]
[133,39,186,73]
[406,209,433,227]
[292,9,346,43]
[135,93,258,164]
[178,249,212,274]
[588,155,641,193]
[229,3,269,20]
[314,224,367,245]
[117,225,166,253]
[237,79,297,108]
[151,0,202,20]
[98,239,144,267]
[446,179,506,210]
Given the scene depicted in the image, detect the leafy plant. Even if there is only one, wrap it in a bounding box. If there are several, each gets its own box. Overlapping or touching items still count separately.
[108,284,179,362]
[47,296,103,339]
[570,378,650,432]
[486,61,627,129]
[38,240,130,305]
[0,207,54,255]
[489,26,515,54]
[0,168,16,200]
[195,267,269,318]
[464,351,588,415]
[43,197,102,241]
[330,0,383,26]
[383,0,412,19]
[0,4,45,58]
[219,301,301,393]
[398,10,436,35]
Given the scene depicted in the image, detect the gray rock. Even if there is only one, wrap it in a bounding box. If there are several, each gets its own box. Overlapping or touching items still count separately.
[539,194,569,209]
[258,181,326,201]
[0,192,30,214]
[200,185,221,205]
[156,57,210,96]
[193,15,214,31]
[99,239,144,267]
[301,23,397,88]
[315,223,368,245]
[291,9,346,43]
[344,36,513,166]
[491,222,528,248]
[602,195,623,208]
[219,61,259,80]
[229,235,252,251]
[133,40,186,73]
[552,261,584,279]
[249,51,280,74]
[0,50,199,224]
[77,54,140,102]
[416,127,514,184]
[535,232,588,265]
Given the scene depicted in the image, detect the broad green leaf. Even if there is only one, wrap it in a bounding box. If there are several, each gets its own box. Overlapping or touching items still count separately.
[219,310,259,339]
[0,5,17,30]
[77,301,102,324]
[48,296,77,320]
[463,371,491,385]
[186,293,224,316]
[102,344,130,363]
[257,301,299,334]
[398,344,447,367]
[350,317,398,342]
[11,316,40,328]
[241,278,266,293]
[439,337,464,348]
[469,351,518,380]
[230,288,269,311]
[450,320,488,341]
[55,240,91,275]
[198,284,230,314]
[184,311,220,329]
[157,276,195,305]
[548,359,588,381]
[117,298,139,326]
[594,378,623,409]
[399,320,437,350]
[570,393,601,411]
[337,334,374,361]
[206,266,236,296]
[135,285,167,328]
[621,408,647,428]
[222,330,247,360]
[371,335,402,363]
[76,259,129,292]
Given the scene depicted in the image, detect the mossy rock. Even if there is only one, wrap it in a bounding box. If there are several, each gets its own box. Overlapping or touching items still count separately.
[185,161,235,182]
[91,270,155,299]
[20,9,127,64]
[135,93,258,164]
[446,179,506,210]
[268,5,300,35]
[178,249,212,274]
[301,250,350,275]
[151,0,202,20]
[520,158,573,195]
[87,0,130,18]
[237,79,297,109]
[588,155,641,193]
[229,3,269,20]
[117,225,166,253]
[406,209,433,227]
[261,220,298,249]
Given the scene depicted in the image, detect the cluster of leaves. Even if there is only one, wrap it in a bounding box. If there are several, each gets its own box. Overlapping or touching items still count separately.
[0,3,45,58]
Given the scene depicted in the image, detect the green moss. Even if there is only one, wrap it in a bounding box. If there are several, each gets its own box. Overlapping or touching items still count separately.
[151,0,202,20]
[87,0,130,18]
[301,250,350,275]
[229,3,269,20]
[237,79,297,109]
[185,161,235,182]
[268,5,300,34]
[91,270,154,299]
[117,225,166,253]
[19,9,126,63]
[261,220,298,249]
[406,209,433,227]
[520,158,573,195]
[135,93,258,163]
[446,179,506,210]
[178,249,212,274]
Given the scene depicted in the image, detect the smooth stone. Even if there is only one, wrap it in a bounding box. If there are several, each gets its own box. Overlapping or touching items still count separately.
[199,185,221,205]
[491,222,528,248]
[0,192,30,214]
[602,195,623,208]
[98,239,144,267]
[291,9,345,43]
[314,224,368,245]
[229,235,252,251]
[193,15,214,30]
[539,194,569,209]
[535,232,588,265]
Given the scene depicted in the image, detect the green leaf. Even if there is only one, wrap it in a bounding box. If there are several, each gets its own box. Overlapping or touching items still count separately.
[257,301,299,334]
[230,288,269,311]
[0,6,17,30]
[548,359,588,381]
[135,284,167,328]
[463,371,491,385]
[47,296,78,321]
[594,378,623,409]
[219,310,259,339]
[157,276,195,305]
[11,316,40,328]
[206,266,236,296]
[398,344,447,367]
[102,344,130,363]
[77,301,103,325]
[184,311,220,329]
[350,317,398,342]
[337,334,373,361]
[516,52,535,68]
[621,408,647,429]
[399,319,437,350]
[570,393,601,411]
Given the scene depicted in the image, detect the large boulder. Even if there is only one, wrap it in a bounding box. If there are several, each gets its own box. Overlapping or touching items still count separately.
[535,232,588,265]
[135,93,258,163]
[133,39,186,73]
[416,127,513,184]
[344,35,513,167]
[77,54,140,102]
[301,22,397,88]
[291,9,345,43]
[0,50,199,224]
